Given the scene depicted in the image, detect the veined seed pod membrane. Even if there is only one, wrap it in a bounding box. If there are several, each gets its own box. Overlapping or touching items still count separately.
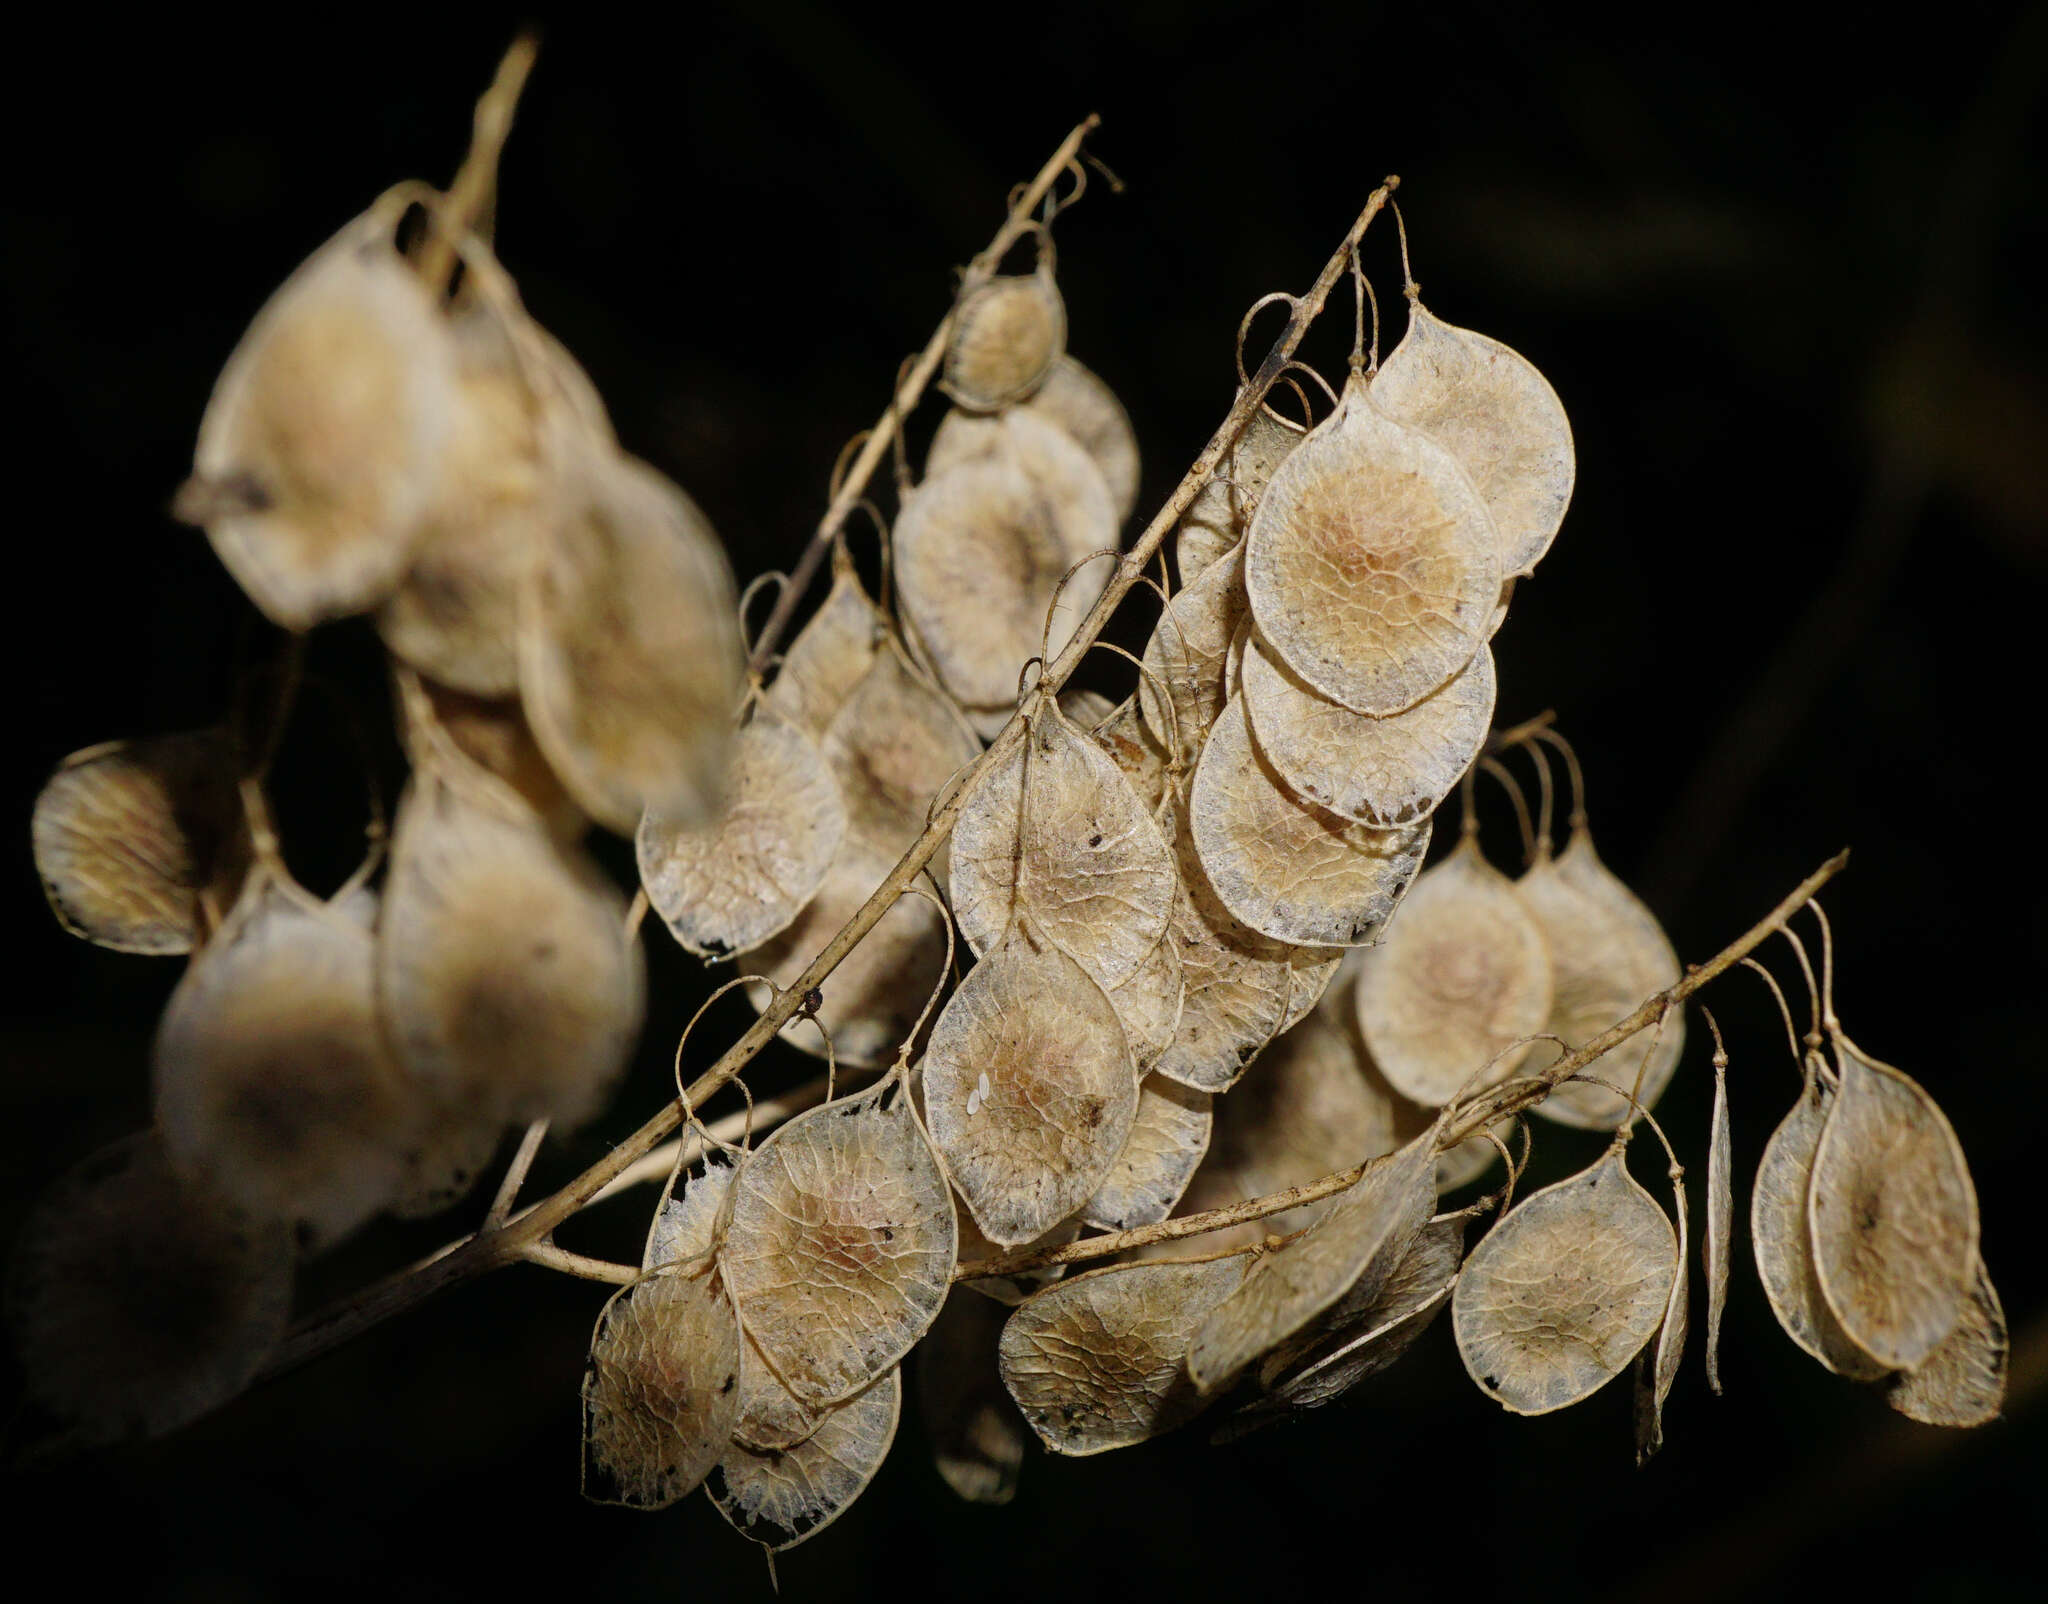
[1082,1077,1212,1232]
[917,1288,1027,1505]
[644,1155,735,1273]
[924,918,1139,1246]
[1091,695,1172,814]
[5,1131,293,1445]
[1453,1142,1676,1415]
[637,709,847,960]
[190,207,458,630]
[1371,297,1575,579]
[1634,1165,1689,1463]
[1241,629,1497,828]
[154,876,414,1244]
[708,1366,901,1551]
[518,449,744,835]
[1353,833,1554,1107]
[1885,1259,2007,1428]
[1104,919,1187,1074]
[764,548,886,739]
[581,1263,741,1509]
[822,638,982,875]
[1245,370,1499,716]
[32,729,248,955]
[999,1251,1254,1455]
[1808,1031,1979,1372]
[719,1090,956,1408]
[1176,399,1307,585]
[942,264,1066,411]
[1140,538,1250,754]
[1190,695,1430,949]
[1021,354,1141,522]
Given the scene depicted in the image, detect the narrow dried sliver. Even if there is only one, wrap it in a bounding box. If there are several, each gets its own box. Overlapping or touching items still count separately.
[1177,399,1306,584]
[1706,1052,1732,1393]
[942,262,1066,411]
[1885,1260,2007,1428]
[999,1252,1253,1455]
[917,1288,1026,1505]
[708,1366,901,1551]
[1634,1165,1689,1464]
[1083,1078,1213,1232]
[1140,539,1250,752]
[764,547,885,739]
[1453,1141,1676,1415]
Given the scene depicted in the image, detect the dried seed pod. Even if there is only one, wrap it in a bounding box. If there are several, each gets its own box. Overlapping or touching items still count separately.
[4,1131,293,1445]
[1634,1163,1689,1463]
[1140,538,1249,752]
[1749,1058,1890,1380]
[644,1156,735,1273]
[32,730,247,955]
[1809,1033,1979,1372]
[764,548,887,739]
[950,695,1176,989]
[1353,834,1554,1106]
[924,917,1139,1246]
[1518,827,1684,1129]
[581,1263,742,1509]
[1176,400,1307,584]
[1453,1142,1677,1415]
[1091,695,1172,814]
[720,1088,956,1408]
[1104,920,1187,1074]
[1372,297,1575,578]
[154,875,413,1243]
[708,1366,901,1550]
[1058,686,1119,728]
[1245,371,1499,716]
[999,1251,1253,1455]
[1186,1123,1439,1392]
[378,769,643,1127]
[895,412,1115,712]
[189,206,458,629]
[1885,1260,2006,1428]
[822,638,982,870]
[917,1288,1027,1505]
[1190,695,1430,948]
[393,670,582,843]
[1240,630,1497,828]
[1705,1038,1732,1394]
[1083,1078,1212,1231]
[1280,947,1344,1035]
[1023,354,1140,522]
[942,255,1066,411]
[518,449,744,835]
[637,710,847,960]
[953,1206,1084,1306]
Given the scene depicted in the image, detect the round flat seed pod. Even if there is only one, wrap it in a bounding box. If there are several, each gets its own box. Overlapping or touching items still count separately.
[1633,1167,1689,1463]
[1517,828,1685,1129]
[822,639,982,871]
[4,1131,293,1446]
[581,1263,741,1509]
[1140,539,1249,753]
[1091,696,1171,814]
[731,1324,828,1454]
[1280,946,1344,1035]
[1177,401,1307,585]
[1104,920,1186,1074]
[764,550,887,739]
[1023,355,1140,522]
[33,730,247,955]
[942,266,1066,411]
[709,1365,901,1551]
[1372,298,1575,579]
[378,771,643,1128]
[1245,372,1498,716]
[1885,1259,2006,1428]
[190,207,458,630]
[1082,1078,1212,1232]
[1190,695,1431,948]
[950,696,1175,989]
[999,1251,1253,1455]
[1057,686,1118,729]
[1749,1062,1890,1380]
[1242,630,1496,828]
[895,412,1115,711]
[917,1288,1026,1505]
[154,875,413,1244]
[1809,1032,1979,1372]
[1353,834,1554,1107]
[720,1089,956,1408]
[1452,1143,1677,1415]
[393,671,583,843]
[923,918,1139,1246]
[1187,1124,1439,1392]
[518,449,744,836]
[637,710,846,960]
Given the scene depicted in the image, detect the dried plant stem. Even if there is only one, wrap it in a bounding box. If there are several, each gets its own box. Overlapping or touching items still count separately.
[956,848,1849,1283]
[415,34,538,292]
[745,115,1102,672]
[485,1119,549,1230]
[586,1071,855,1205]
[518,1241,638,1286]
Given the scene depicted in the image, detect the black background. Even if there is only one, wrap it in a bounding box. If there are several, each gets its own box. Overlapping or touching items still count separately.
[5,5,2046,1599]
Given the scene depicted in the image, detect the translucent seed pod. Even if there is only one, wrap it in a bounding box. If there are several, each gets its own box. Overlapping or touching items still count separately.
[1176,398,1307,585]
[941,240,1066,411]
[1090,695,1172,815]
[917,1288,1027,1505]
[707,1366,901,1551]
[763,545,887,739]
[1885,1260,2007,1428]
[1082,1077,1212,1232]
[1633,1162,1689,1463]
[392,668,583,844]
[1140,538,1250,754]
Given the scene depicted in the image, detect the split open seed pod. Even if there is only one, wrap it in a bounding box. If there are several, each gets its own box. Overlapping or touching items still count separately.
[1176,398,1307,584]
[941,245,1066,411]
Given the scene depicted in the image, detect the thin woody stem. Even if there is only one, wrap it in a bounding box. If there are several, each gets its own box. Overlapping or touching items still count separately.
[415,34,539,292]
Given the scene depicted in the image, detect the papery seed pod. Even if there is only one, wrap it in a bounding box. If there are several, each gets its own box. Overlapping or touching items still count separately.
[1372,296,1575,579]
[1884,1260,2007,1428]
[1091,695,1172,814]
[942,250,1066,411]
[1104,920,1187,1075]
[4,1131,293,1446]
[999,1251,1254,1455]
[917,1288,1027,1505]
[1082,1078,1213,1232]
[1057,686,1118,729]
[1245,370,1499,716]
[392,669,583,843]
[1453,1141,1676,1415]
[1704,1024,1732,1394]
[1353,833,1553,1107]
[1023,355,1140,522]
[33,730,248,955]
[643,1155,734,1273]
[764,546,887,739]
[1176,399,1307,585]
[637,709,847,960]
[1140,539,1250,754]
[1634,1163,1689,1464]
[952,1205,1084,1307]
[187,203,460,630]
[708,1366,901,1551]
[822,637,982,875]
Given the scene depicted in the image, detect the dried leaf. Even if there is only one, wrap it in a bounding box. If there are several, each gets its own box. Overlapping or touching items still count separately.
[708,1366,901,1550]
[1453,1142,1676,1415]
[1706,1053,1732,1393]
[1885,1260,2006,1428]
[764,548,886,739]
[1020,354,1140,521]
[1634,1164,1689,1463]
[942,265,1066,411]
[1140,538,1249,752]
[917,1288,1026,1504]
[1083,1078,1213,1231]
[1176,399,1306,584]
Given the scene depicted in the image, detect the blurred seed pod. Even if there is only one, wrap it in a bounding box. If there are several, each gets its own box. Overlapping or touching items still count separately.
[392,667,583,843]
[763,545,887,739]
[941,243,1066,411]
[1176,398,1307,585]
[1020,355,1140,523]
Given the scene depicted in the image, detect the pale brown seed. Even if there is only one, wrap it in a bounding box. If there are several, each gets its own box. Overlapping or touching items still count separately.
[1706,1054,1732,1394]
[1372,298,1575,579]
[821,637,982,873]
[1353,835,1553,1107]
[999,1251,1253,1455]
[1021,354,1141,522]
[1453,1143,1676,1415]
[942,266,1066,411]
[708,1366,901,1550]
[764,548,887,739]
[1140,538,1250,752]
[1634,1165,1689,1464]
[32,730,248,955]
[1885,1259,2006,1428]
[637,710,846,959]
[917,1288,1026,1505]
[4,1131,293,1445]
[1245,371,1499,716]
[720,1090,956,1408]
[581,1263,741,1509]
[1190,695,1431,948]
[1809,1032,1979,1372]
[1083,1078,1213,1232]
[1176,400,1307,585]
